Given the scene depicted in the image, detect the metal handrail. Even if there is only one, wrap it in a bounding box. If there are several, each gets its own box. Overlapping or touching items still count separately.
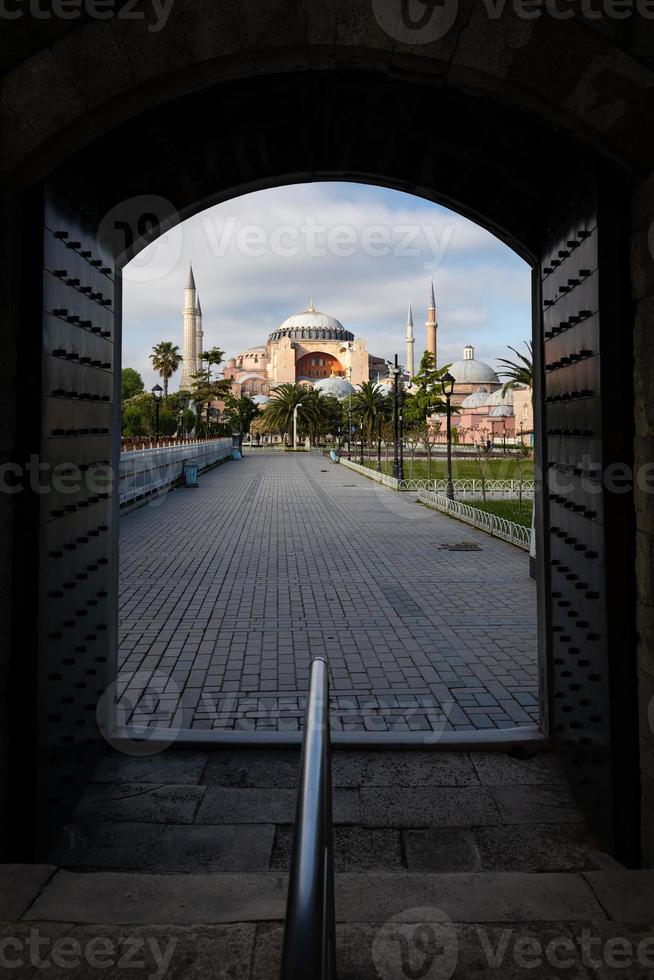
[280,658,336,980]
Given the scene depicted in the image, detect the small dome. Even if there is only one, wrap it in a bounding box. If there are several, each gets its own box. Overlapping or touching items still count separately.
[487,387,514,407]
[450,345,499,385]
[314,376,355,401]
[461,390,491,409]
[251,394,270,405]
[489,405,513,417]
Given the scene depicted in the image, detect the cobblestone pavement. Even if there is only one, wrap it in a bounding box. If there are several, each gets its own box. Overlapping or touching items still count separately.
[118,451,538,734]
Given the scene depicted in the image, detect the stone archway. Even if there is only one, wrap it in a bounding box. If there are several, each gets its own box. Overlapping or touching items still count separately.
[1,9,653,865]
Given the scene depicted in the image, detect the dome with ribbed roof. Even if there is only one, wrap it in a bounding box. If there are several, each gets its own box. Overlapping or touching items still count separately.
[461,389,491,409]
[486,387,514,407]
[449,345,500,385]
[489,405,513,417]
[268,302,354,343]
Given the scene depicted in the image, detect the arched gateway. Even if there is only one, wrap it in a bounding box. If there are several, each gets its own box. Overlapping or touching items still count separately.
[1,7,652,867]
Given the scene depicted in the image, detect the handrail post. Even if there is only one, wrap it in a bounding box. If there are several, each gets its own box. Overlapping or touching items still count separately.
[280,658,336,980]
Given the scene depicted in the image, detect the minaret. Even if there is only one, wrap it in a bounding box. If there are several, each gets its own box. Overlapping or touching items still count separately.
[195,292,203,375]
[406,303,415,379]
[426,278,438,366]
[180,263,197,390]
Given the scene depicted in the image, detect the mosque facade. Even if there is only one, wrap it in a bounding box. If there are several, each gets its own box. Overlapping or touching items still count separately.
[179,267,533,441]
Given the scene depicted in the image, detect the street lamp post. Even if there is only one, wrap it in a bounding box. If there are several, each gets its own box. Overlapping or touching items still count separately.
[440,372,455,500]
[398,385,405,482]
[292,403,302,449]
[502,418,507,456]
[377,413,382,473]
[152,383,163,443]
[392,354,401,480]
[359,415,364,466]
[347,364,353,459]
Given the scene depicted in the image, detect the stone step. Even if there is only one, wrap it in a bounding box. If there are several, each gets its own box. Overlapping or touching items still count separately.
[5,865,654,978]
[50,821,600,874]
[16,868,654,925]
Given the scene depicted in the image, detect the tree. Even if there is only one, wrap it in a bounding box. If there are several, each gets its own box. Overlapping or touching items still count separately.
[497,341,533,395]
[262,383,314,446]
[223,394,261,452]
[121,367,144,402]
[317,395,343,443]
[406,350,450,425]
[149,342,182,397]
[352,380,386,442]
[201,347,225,383]
[190,347,228,435]
[121,391,178,438]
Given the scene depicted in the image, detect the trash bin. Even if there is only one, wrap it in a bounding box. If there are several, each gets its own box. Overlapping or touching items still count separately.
[182,460,199,487]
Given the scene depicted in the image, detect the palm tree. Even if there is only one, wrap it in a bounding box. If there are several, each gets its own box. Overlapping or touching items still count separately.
[223,394,261,453]
[497,342,533,395]
[263,383,314,445]
[149,342,182,397]
[352,380,385,442]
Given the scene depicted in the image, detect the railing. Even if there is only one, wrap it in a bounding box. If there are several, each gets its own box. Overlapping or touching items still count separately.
[339,458,533,498]
[418,489,532,550]
[281,658,336,980]
[118,437,233,506]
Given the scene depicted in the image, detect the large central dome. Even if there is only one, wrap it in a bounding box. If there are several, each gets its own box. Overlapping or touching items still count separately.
[268,302,354,343]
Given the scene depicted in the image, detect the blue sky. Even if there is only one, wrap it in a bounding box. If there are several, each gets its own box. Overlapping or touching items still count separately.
[122,181,532,390]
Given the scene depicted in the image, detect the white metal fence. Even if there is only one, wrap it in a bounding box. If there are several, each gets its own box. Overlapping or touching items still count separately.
[338,459,533,498]
[418,489,532,550]
[338,457,401,489]
[119,438,233,506]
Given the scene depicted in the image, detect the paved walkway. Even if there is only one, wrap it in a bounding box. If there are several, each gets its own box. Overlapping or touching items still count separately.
[118,451,538,734]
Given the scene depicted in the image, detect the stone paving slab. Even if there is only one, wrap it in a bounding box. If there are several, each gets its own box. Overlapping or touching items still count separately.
[195,786,360,825]
[118,452,538,734]
[50,822,275,873]
[24,871,608,925]
[75,783,205,824]
[271,826,404,872]
[359,786,502,828]
[0,865,56,918]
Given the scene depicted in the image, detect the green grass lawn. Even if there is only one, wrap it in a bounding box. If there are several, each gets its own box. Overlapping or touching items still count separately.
[362,456,534,481]
[463,498,533,528]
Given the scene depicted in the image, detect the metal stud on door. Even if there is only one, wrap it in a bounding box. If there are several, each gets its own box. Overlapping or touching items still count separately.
[10,188,119,858]
[539,176,638,864]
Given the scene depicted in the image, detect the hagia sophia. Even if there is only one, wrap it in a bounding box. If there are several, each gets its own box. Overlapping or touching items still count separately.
[178,264,533,443]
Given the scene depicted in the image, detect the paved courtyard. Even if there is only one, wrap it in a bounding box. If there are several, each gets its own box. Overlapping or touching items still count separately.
[118,451,538,735]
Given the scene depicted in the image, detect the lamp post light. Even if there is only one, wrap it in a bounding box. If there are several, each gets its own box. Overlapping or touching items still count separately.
[440,371,455,500]
[152,383,163,443]
[392,354,401,480]
[359,415,365,466]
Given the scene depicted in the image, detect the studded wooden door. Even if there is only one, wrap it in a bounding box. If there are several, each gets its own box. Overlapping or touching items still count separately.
[10,188,119,858]
[537,177,639,864]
